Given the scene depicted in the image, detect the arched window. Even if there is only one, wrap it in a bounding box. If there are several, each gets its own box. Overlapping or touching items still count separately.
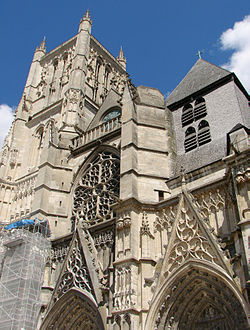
[194,97,207,121]
[181,104,193,127]
[102,109,121,123]
[198,120,211,146]
[184,127,197,152]
[71,151,120,230]
[101,108,121,132]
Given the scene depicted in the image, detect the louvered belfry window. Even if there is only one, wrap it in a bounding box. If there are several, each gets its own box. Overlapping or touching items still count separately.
[182,103,194,127]
[182,97,211,152]
[198,120,211,146]
[184,127,197,152]
[194,97,207,121]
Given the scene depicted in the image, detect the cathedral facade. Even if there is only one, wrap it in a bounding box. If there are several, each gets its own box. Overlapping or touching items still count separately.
[0,11,250,329]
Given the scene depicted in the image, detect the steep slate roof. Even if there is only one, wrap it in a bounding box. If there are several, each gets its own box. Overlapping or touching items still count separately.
[166,59,231,106]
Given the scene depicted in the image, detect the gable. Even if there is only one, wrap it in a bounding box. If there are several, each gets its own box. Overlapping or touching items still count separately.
[166,59,231,107]
[155,190,233,291]
[47,227,103,311]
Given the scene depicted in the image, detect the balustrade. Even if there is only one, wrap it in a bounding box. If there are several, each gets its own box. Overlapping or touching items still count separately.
[72,117,120,149]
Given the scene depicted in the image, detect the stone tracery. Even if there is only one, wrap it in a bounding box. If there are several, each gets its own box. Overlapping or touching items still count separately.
[55,235,93,300]
[71,151,120,230]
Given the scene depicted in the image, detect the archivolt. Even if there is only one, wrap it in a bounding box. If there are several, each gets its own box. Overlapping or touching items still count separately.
[40,288,105,330]
[145,261,249,330]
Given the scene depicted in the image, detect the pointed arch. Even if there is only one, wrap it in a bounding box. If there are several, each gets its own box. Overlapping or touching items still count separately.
[40,287,105,330]
[145,191,250,329]
[70,145,120,231]
[145,260,249,330]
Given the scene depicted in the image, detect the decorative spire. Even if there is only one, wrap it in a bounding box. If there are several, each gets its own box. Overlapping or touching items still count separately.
[118,46,124,60]
[81,9,92,24]
[84,9,90,19]
[117,46,126,70]
[37,36,46,52]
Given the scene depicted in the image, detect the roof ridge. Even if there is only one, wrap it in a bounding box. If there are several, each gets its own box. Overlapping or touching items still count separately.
[166,59,232,107]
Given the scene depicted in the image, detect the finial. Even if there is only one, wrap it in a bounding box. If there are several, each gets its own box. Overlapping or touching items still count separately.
[119,46,124,60]
[196,50,203,59]
[37,36,46,52]
[41,36,46,49]
[81,9,92,23]
[117,46,126,69]
[84,9,90,19]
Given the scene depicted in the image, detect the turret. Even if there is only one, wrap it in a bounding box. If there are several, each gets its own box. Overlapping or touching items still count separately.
[60,10,92,136]
[24,37,46,99]
[69,10,92,90]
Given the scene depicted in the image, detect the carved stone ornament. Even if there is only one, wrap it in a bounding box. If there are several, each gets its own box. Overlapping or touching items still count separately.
[116,212,131,231]
[71,151,120,230]
[15,175,37,201]
[41,293,104,330]
[128,79,140,102]
[154,268,248,330]
[51,244,69,263]
[233,163,250,184]
[154,206,177,233]
[140,212,154,238]
[54,233,93,300]
[114,265,136,311]
[166,208,217,276]
[93,229,114,248]
[158,192,229,284]
[194,188,226,217]
[65,88,83,105]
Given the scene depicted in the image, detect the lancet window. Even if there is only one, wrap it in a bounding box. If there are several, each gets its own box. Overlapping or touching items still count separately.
[71,151,120,230]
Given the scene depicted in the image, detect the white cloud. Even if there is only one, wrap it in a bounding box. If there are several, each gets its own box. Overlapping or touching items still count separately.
[220,15,250,93]
[0,104,14,150]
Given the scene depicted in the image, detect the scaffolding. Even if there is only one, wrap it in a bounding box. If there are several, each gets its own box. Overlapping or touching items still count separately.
[0,219,50,330]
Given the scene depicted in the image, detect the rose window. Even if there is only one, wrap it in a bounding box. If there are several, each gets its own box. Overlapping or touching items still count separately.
[71,151,120,230]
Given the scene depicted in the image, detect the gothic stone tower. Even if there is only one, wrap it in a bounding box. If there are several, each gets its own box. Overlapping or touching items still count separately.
[0,11,249,330]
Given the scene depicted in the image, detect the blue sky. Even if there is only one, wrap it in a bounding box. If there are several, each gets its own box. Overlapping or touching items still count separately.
[0,1,249,147]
